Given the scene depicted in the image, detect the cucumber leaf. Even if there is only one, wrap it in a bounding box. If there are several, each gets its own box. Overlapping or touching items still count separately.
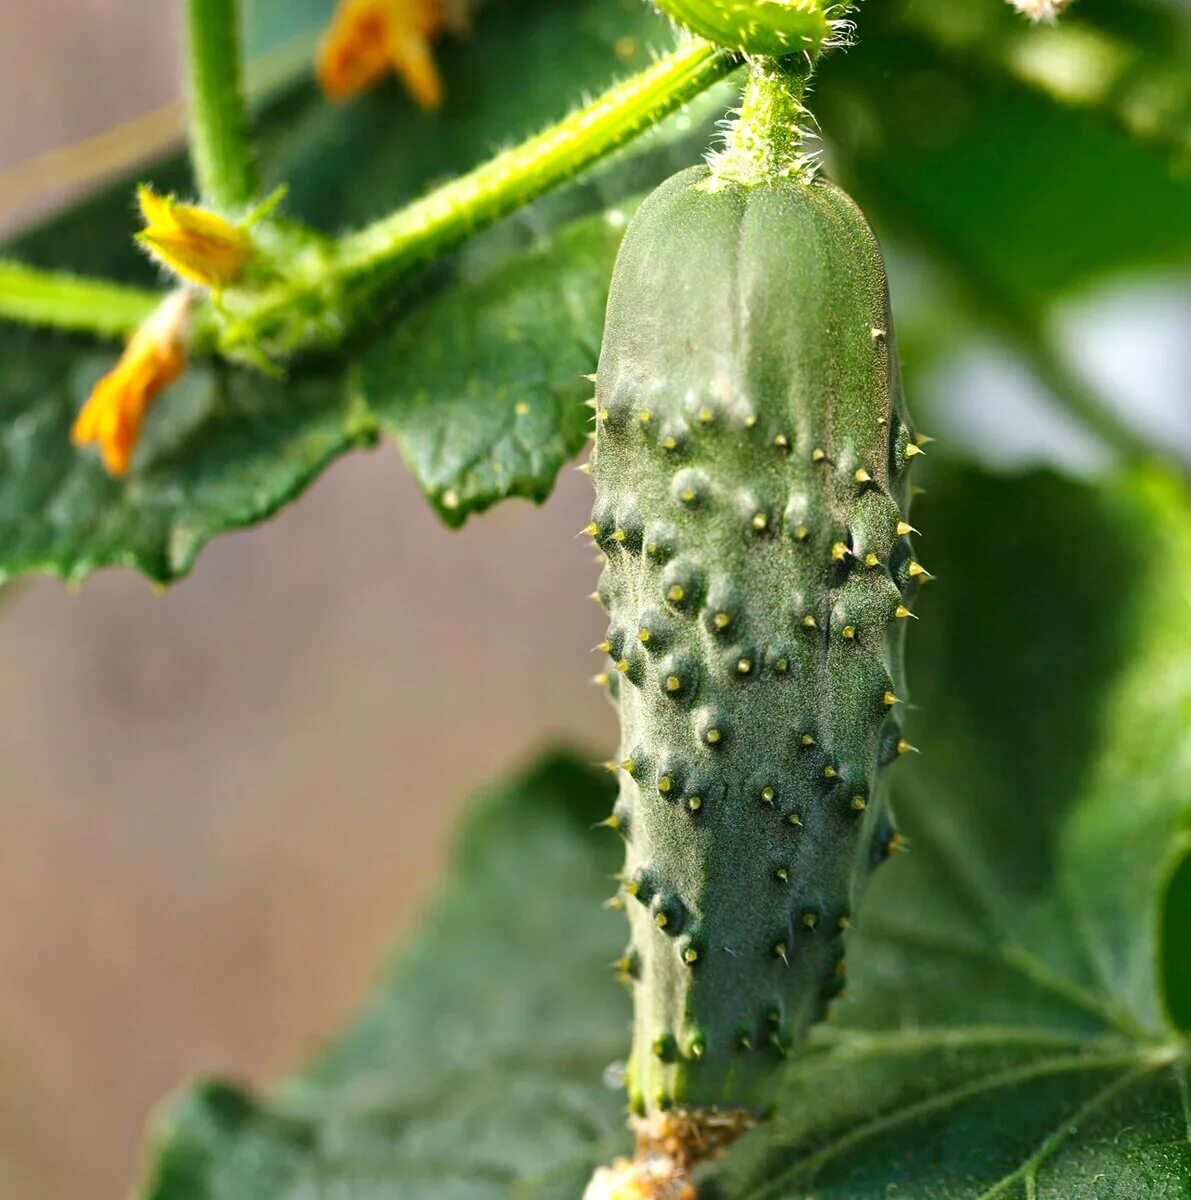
[141,751,630,1200]
[358,209,614,527]
[0,0,693,583]
[140,465,1191,1199]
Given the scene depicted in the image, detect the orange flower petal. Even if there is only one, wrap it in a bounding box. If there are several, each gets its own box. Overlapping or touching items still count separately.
[317,3,393,100]
[383,20,443,109]
[317,0,445,108]
[71,291,192,477]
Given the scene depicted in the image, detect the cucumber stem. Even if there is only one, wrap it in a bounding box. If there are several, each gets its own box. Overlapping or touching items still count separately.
[709,56,817,187]
[654,0,831,57]
[185,0,259,211]
[0,260,161,340]
[216,40,741,354]
[335,41,740,285]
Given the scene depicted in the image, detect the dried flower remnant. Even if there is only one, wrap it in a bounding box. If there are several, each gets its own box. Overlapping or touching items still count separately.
[317,0,448,109]
[136,186,251,289]
[582,1157,694,1200]
[71,290,194,477]
[583,1109,755,1200]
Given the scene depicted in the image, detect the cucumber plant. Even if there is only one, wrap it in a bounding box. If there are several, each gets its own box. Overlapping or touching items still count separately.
[0,1,1188,1199]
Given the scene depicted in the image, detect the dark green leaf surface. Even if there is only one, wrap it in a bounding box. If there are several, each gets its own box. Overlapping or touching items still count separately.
[0,0,691,583]
[142,466,1191,1199]
[359,210,616,526]
[3,0,1189,582]
[0,324,373,583]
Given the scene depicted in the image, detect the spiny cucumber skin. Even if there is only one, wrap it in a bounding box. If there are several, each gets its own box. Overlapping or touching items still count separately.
[590,166,919,1116]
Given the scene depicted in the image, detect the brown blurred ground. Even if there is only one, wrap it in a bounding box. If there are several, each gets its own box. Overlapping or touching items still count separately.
[0,7,614,1199]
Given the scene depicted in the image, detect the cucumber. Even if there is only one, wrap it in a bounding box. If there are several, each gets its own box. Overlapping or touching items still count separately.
[590,164,921,1118]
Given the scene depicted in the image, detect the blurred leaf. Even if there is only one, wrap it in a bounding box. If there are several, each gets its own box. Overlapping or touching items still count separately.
[0,0,702,582]
[814,0,1191,466]
[360,208,617,526]
[1163,850,1191,1033]
[821,3,1191,310]
[141,751,629,1200]
[896,0,1191,170]
[243,0,331,59]
[141,465,1191,1198]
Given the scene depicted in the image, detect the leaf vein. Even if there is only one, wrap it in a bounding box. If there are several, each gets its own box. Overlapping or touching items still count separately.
[746,1050,1144,1200]
[971,1058,1161,1200]
[861,915,1145,1041]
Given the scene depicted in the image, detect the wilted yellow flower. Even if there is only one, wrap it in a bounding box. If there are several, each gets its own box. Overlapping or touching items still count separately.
[317,0,446,109]
[136,186,251,289]
[71,290,193,477]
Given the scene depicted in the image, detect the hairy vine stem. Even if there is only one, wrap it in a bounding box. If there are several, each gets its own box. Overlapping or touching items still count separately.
[0,261,160,340]
[708,55,817,186]
[2,39,740,351]
[185,0,259,211]
[654,0,831,55]
[340,41,737,277]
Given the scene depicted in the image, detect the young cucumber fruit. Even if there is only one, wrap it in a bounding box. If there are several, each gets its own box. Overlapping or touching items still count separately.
[590,165,922,1117]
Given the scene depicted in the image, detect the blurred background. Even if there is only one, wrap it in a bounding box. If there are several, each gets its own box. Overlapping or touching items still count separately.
[0,2,1187,1199]
[0,7,613,1199]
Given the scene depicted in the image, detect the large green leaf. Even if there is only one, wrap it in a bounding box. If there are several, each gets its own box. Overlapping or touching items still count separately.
[140,464,1191,1198]
[353,99,726,526]
[0,0,697,583]
[359,209,614,527]
[3,0,1189,584]
[0,323,374,582]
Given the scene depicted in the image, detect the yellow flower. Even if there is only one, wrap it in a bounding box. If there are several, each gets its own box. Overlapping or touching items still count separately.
[136,186,251,289]
[71,290,193,477]
[317,0,446,109]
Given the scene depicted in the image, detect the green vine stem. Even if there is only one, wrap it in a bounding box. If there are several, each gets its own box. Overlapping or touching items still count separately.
[709,55,817,186]
[0,261,161,339]
[324,40,740,310]
[228,38,737,349]
[1,40,739,354]
[0,262,223,350]
[186,0,258,211]
[655,0,831,56]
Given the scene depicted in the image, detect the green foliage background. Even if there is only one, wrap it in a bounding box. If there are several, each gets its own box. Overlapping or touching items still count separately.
[3,0,1187,583]
[1,0,1189,1195]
